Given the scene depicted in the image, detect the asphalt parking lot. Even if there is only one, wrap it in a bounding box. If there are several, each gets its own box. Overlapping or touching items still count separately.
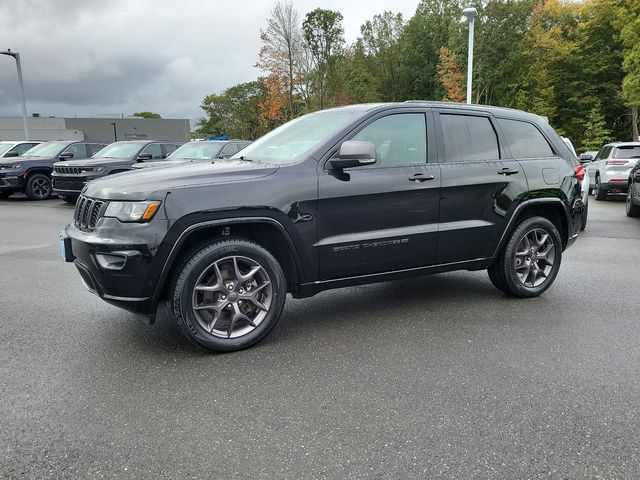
[1,195,639,479]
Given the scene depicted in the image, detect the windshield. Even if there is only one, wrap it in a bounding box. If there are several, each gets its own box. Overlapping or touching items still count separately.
[0,143,15,156]
[168,142,223,160]
[22,142,68,158]
[93,143,142,159]
[613,146,640,159]
[230,108,366,164]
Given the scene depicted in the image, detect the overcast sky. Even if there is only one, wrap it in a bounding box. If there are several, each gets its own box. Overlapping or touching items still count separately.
[0,0,420,125]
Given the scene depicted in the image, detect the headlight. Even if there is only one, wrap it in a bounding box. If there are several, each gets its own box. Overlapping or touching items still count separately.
[104,201,160,222]
[82,166,104,173]
[9,163,22,169]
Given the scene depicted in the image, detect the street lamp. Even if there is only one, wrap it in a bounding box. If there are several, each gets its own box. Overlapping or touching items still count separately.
[0,49,30,140]
[462,7,478,105]
[110,122,117,141]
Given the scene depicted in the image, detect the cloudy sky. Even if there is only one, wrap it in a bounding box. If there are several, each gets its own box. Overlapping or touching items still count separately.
[0,0,420,125]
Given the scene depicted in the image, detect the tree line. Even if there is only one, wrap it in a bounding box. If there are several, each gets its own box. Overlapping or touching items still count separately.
[196,0,640,152]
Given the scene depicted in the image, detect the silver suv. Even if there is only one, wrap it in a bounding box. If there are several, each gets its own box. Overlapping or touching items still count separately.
[586,142,640,200]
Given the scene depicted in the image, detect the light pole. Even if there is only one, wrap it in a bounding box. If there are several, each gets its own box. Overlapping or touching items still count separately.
[110,122,117,141]
[0,49,30,140]
[462,7,478,105]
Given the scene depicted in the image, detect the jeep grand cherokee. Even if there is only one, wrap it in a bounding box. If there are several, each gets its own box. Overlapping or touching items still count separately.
[60,102,585,352]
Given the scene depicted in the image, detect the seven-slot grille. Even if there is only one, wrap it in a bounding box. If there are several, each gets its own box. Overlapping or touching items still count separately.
[54,166,83,175]
[74,196,106,230]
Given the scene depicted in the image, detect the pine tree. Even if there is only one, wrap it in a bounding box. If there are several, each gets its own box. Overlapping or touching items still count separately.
[582,103,612,151]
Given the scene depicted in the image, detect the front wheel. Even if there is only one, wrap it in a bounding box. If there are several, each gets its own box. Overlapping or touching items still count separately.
[488,216,562,297]
[626,186,640,217]
[25,173,53,200]
[580,201,588,231]
[169,239,287,352]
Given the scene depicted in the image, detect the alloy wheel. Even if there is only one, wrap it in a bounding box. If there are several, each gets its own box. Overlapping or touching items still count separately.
[626,188,632,214]
[191,255,273,339]
[32,177,51,198]
[514,228,556,288]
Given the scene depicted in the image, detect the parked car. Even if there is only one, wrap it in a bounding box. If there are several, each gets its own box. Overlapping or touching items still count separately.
[60,102,584,352]
[562,137,577,158]
[0,140,42,158]
[131,140,251,170]
[626,160,640,217]
[0,140,107,200]
[584,142,640,200]
[578,150,598,193]
[52,140,183,203]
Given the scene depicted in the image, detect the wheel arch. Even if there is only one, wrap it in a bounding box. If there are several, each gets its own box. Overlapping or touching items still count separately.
[152,217,304,311]
[24,167,53,178]
[493,199,570,256]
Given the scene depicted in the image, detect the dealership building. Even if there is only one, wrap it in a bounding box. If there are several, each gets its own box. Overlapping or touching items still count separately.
[0,115,190,142]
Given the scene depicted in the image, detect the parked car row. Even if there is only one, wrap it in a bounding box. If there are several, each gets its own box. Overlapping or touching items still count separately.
[0,138,251,201]
[578,142,640,217]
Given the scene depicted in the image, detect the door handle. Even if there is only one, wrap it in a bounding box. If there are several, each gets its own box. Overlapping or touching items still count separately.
[498,168,519,176]
[409,173,435,182]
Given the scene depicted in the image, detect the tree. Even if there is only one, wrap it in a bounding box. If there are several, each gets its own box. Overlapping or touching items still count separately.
[436,46,465,102]
[582,103,613,150]
[256,1,302,120]
[620,4,640,140]
[302,8,345,109]
[133,111,161,119]
[358,11,405,101]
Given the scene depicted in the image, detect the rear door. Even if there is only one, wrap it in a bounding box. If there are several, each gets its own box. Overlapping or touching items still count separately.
[317,109,441,279]
[434,109,528,263]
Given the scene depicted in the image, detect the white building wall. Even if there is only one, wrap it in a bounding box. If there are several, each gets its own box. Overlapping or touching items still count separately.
[0,117,84,141]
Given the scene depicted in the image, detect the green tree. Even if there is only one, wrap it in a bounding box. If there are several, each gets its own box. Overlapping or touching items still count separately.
[133,111,161,119]
[620,3,640,140]
[302,8,345,109]
[582,103,613,150]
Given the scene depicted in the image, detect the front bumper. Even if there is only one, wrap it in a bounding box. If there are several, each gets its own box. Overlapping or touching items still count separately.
[63,219,170,315]
[52,174,101,195]
[0,172,25,191]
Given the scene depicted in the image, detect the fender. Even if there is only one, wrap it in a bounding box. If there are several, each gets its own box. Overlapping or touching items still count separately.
[492,197,571,257]
[148,215,305,315]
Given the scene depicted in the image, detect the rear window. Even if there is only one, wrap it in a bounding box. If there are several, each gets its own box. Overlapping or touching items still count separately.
[441,114,499,162]
[498,118,554,159]
[613,146,640,159]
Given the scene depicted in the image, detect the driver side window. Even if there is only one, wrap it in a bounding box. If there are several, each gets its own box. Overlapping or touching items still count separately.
[141,143,164,159]
[351,113,427,168]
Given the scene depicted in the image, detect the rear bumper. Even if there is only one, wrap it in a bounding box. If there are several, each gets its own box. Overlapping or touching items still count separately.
[599,180,629,193]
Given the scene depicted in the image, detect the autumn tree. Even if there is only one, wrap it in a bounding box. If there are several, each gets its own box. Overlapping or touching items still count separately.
[436,46,465,102]
[303,8,345,109]
[256,1,302,120]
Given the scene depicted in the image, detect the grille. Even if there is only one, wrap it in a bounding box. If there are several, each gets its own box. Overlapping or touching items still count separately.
[54,166,83,175]
[73,196,106,231]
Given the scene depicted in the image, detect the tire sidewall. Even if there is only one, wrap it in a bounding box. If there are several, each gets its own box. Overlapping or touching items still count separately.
[502,216,562,297]
[172,241,286,352]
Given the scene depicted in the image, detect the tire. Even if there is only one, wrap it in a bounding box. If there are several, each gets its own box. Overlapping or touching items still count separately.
[580,200,588,231]
[489,216,562,298]
[169,238,287,352]
[25,173,53,200]
[61,195,78,204]
[594,176,607,201]
[626,185,640,217]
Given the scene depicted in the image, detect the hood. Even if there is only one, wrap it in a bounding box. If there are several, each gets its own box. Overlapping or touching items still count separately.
[57,157,128,167]
[131,159,196,170]
[84,159,280,201]
[0,155,52,165]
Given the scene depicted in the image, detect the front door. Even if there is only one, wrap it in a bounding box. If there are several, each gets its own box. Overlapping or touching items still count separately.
[434,110,528,263]
[317,110,441,280]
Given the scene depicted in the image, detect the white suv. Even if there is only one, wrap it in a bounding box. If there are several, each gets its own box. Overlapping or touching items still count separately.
[586,142,640,200]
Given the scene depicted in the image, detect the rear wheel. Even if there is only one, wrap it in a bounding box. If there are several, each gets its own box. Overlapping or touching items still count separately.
[594,176,607,201]
[488,216,562,297]
[25,174,52,200]
[626,185,640,217]
[170,239,287,352]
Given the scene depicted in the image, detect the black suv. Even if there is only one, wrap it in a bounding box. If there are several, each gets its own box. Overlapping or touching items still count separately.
[0,140,107,200]
[131,140,252,170]
[61,103,585,352]
[52,140,183,202]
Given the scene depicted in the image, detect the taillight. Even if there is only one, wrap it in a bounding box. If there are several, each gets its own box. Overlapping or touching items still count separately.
[573,165,585,181]
[606,160,627,165]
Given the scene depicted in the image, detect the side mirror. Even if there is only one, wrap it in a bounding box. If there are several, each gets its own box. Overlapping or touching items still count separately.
[137,153,153,162]
[330,141,377,169]
[4,151,19,158]
[59,152,74,160]
[579,153,593,165]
